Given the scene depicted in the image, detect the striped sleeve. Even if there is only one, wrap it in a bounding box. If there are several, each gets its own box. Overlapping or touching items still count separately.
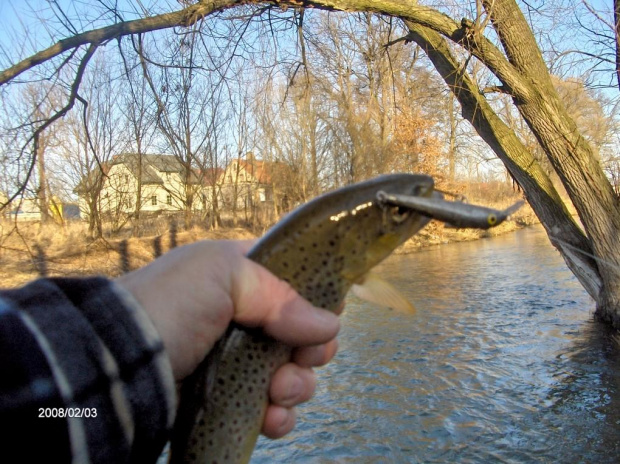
[0,277,176,464]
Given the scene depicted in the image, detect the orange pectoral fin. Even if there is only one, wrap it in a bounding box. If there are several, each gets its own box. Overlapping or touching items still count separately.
[351,273,416,314]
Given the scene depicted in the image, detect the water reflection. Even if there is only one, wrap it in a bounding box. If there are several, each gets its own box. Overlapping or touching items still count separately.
[254,226,620,463]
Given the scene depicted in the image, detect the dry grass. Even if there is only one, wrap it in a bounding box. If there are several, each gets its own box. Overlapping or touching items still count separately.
[0,193,536,289]
[0,220,254,289]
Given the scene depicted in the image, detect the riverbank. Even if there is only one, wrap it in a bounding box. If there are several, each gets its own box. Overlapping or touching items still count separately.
[0,199,537,289]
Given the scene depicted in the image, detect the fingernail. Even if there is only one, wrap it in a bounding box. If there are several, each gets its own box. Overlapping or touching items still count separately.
[312,308,339,328]
[286,375,304,402]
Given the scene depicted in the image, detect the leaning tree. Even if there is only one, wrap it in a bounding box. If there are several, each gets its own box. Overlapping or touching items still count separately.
[1,0,619,325]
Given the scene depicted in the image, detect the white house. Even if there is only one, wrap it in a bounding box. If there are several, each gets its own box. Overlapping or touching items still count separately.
[78,153,212,220]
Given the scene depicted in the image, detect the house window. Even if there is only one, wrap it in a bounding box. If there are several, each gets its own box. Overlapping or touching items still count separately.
[167,194,172,205]
[151,195,157,206]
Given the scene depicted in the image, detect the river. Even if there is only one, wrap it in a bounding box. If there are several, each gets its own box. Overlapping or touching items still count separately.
[253,225,620,463]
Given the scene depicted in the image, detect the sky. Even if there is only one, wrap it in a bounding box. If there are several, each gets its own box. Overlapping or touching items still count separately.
[1,0,616,89]
[0,0,617,199]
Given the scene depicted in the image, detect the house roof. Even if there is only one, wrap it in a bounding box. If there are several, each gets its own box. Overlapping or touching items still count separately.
[227,154,290,184]
[199,166,225,187]
[73,164,109,194]
[112,153,201,184]
[236,159,272,183]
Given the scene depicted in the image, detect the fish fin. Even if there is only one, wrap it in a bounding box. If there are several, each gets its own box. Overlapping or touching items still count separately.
[352,273,416,314]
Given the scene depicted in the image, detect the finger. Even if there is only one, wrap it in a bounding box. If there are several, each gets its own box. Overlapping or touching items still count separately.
[269,363,316,408]
[262,405,296,439]
[232,259,340,347]
[292,339,339,368]
[263,302,340,347]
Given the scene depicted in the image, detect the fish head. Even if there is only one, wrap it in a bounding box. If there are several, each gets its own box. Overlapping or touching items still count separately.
[248,174,436,311]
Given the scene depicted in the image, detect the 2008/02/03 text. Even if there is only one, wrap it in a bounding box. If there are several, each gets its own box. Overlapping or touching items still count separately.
[38,408,97,418]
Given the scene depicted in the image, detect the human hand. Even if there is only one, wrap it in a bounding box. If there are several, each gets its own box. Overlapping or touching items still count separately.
[115,240,340,438]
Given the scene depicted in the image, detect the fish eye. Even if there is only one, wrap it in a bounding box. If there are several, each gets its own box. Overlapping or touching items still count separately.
[487,214,497,226]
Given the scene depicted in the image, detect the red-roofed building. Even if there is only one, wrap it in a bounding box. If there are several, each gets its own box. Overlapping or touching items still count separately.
[219,153,288,215]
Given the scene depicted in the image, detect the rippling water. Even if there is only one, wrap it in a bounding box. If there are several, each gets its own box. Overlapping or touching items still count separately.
[253,226,620,463]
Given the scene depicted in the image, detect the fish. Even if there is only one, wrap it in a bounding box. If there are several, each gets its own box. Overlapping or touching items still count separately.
[169,173,521,463]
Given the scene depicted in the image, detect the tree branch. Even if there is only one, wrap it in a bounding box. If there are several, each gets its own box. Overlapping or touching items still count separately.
[4,44,98,208]
[404,19,601,298]
[0,0,242,86]
[2,0,534,104]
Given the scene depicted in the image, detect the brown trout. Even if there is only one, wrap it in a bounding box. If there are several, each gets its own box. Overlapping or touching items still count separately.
[170,173,521,463]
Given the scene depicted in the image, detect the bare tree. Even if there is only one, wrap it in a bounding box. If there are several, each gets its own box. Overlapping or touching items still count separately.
[2,0,620,325]
[55,54,125,237]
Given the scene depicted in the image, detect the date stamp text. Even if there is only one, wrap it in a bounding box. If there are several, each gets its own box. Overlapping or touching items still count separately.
[38,408,97,418]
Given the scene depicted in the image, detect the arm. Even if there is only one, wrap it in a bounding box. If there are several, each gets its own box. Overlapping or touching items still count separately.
[0,277,175,463]
[0,240,339,462]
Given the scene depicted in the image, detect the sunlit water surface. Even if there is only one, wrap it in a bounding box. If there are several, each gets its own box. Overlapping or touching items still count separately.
[253,226,620,463]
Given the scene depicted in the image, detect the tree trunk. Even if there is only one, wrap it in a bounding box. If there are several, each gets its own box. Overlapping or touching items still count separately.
[479,0,620,323]
[405,22,602,301]
[447,92,456,182]
[4,0,620,325]
[35,133,50,224]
